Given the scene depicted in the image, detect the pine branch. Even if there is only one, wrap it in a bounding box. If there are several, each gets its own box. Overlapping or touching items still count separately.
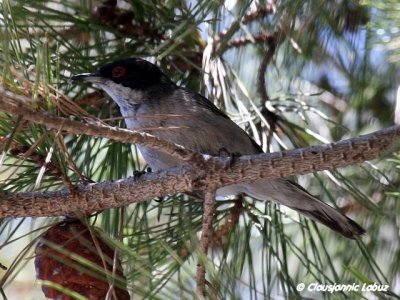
[0,111,398,218]
[0,90,203,164]
[196,190,216,297]
[213,3,277,56]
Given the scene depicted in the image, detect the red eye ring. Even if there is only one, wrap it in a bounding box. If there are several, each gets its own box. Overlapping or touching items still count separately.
[112,66,126,78]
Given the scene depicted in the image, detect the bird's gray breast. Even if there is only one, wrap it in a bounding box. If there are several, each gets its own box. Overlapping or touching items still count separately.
[119,100,188,171]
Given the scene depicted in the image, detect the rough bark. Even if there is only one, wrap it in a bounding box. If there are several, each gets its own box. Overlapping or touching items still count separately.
[0,122,398,218]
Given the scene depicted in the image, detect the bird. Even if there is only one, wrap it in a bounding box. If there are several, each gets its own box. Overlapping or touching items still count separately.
[71,57,365,239]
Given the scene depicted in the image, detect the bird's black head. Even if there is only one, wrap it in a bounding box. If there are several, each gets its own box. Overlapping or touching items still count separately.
[98,58,172,89]
[71,57,173,91]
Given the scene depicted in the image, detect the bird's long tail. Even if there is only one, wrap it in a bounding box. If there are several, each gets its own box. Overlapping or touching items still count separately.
[224,179,365,239]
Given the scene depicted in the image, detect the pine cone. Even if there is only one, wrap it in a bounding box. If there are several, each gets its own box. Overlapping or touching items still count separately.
[35,220,130,300]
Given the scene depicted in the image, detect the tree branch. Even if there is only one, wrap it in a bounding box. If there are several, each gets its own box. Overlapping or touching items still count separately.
[196,190,216,297]
[0,92,203,164]
[0,122,399,218]
[213,3,276,56]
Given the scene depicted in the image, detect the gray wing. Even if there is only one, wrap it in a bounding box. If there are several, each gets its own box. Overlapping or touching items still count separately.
[178,89,263,155]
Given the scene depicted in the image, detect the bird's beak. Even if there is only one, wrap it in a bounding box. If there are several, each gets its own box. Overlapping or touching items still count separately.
[70,72,105,84]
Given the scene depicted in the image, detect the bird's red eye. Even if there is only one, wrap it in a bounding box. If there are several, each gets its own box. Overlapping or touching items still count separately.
[112,66,126,78]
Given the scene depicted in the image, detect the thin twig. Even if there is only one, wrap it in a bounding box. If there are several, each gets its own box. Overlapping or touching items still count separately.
[196,190,216,298]
[105,209,126,299]
[213,3,276,56]
[226,31,275,49]
[257,39,276,105]
[102,114,187,121]
[212,200,243,246]
[257,34,280,151]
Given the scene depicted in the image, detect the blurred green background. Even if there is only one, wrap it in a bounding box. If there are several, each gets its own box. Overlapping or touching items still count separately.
[0,0,400,299]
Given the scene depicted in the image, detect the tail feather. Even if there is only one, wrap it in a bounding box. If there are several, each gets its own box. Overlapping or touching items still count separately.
[286,180,365,239]
[220,179,365,239]
[296,206,365,239]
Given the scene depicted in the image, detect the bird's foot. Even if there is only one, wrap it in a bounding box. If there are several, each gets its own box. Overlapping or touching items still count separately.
[133,167,151,179]
[218,147,241,169]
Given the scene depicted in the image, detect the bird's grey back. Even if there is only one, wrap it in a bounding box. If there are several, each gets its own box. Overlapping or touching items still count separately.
[119,88,262,170]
